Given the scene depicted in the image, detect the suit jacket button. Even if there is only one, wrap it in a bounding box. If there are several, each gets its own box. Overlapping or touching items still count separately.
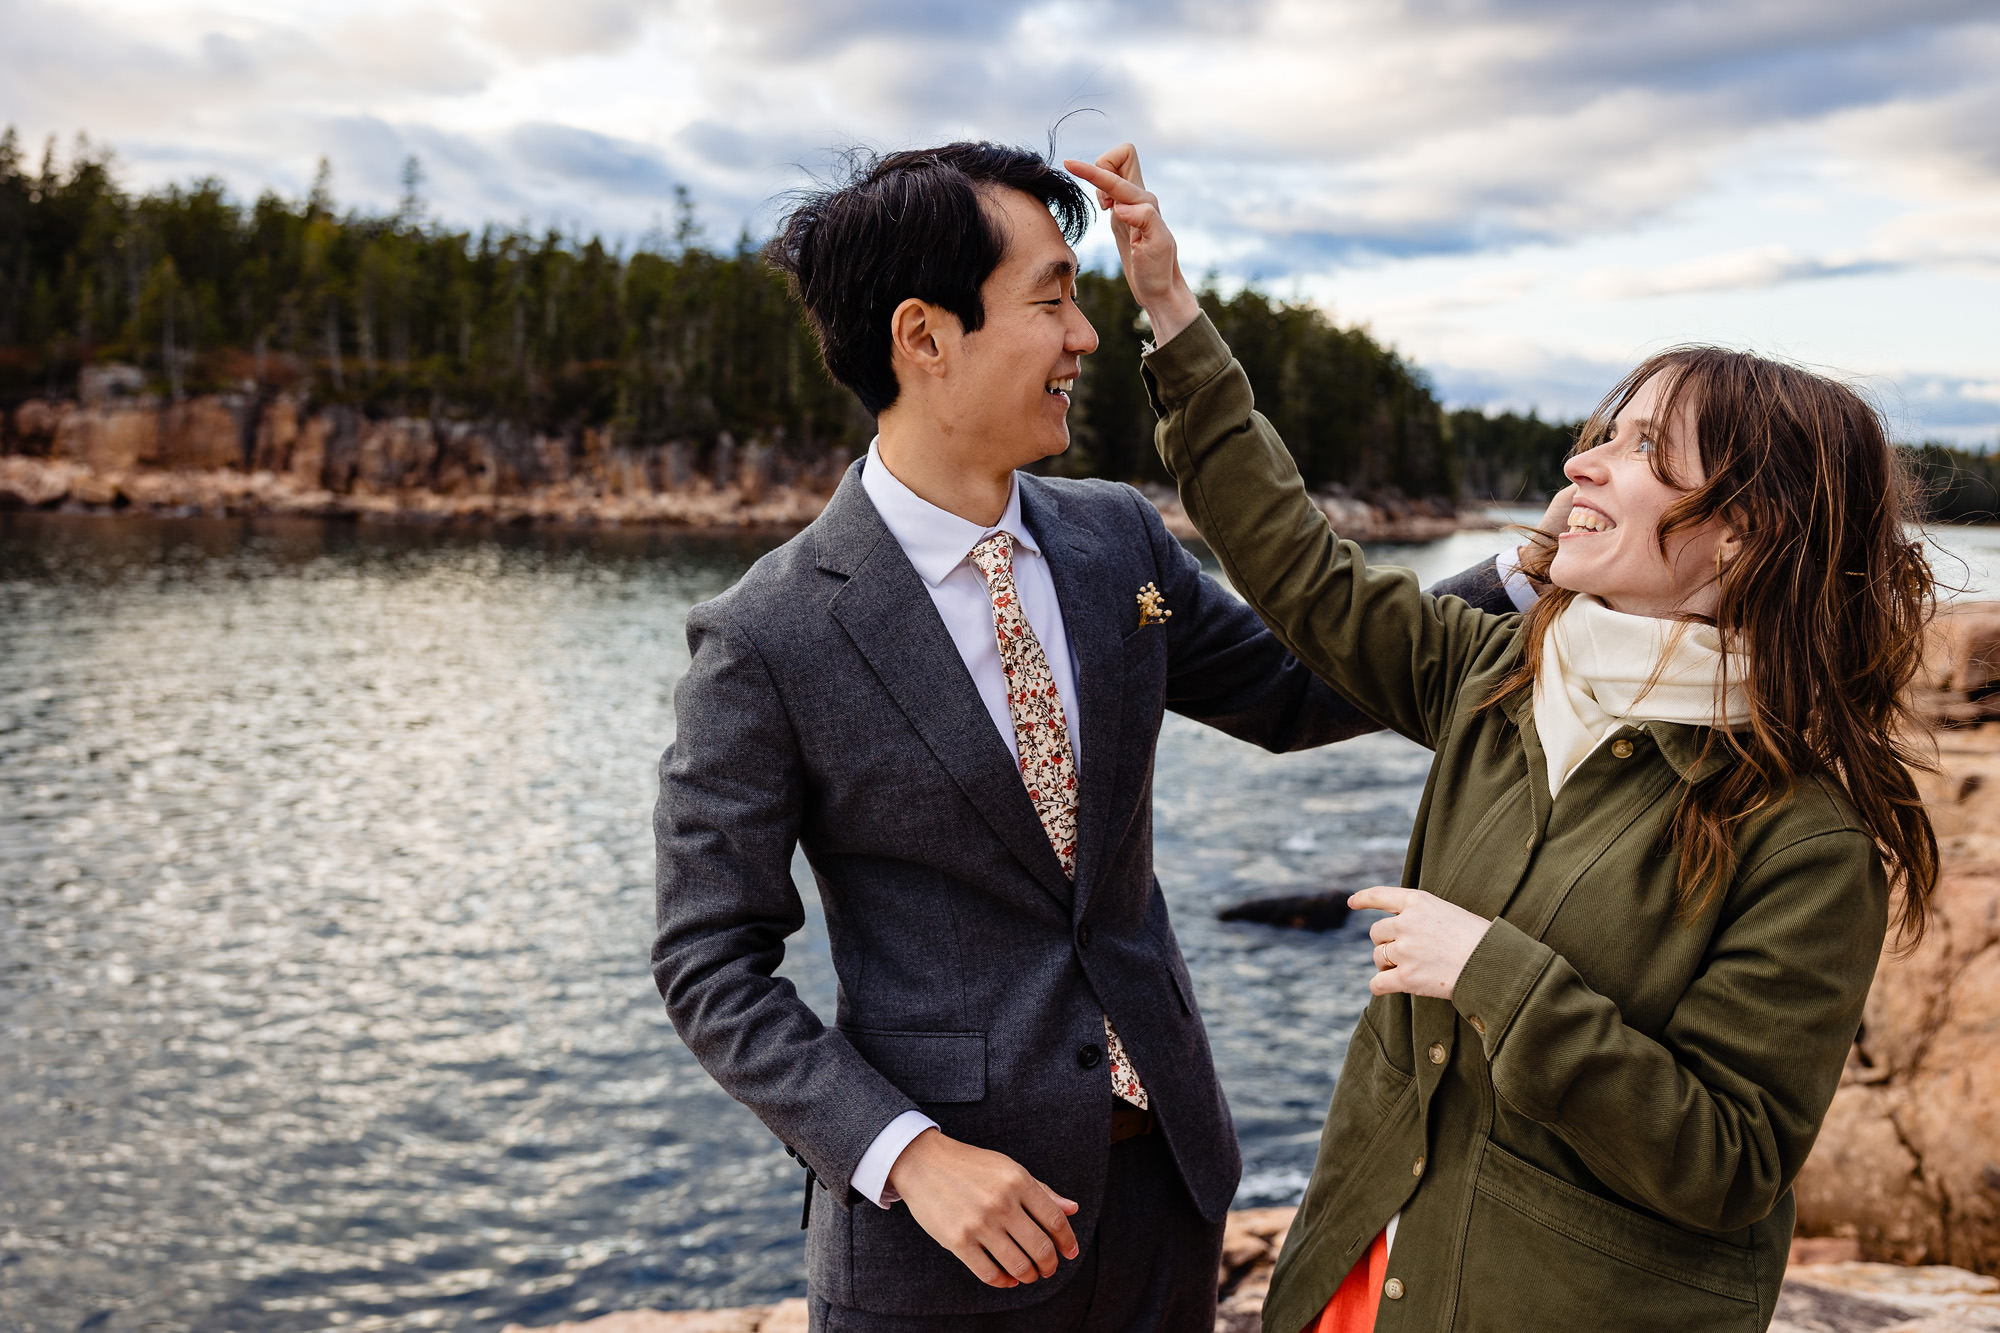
[1078,1043,1103,1070]
[1384,1277,1405,1300]
[1468,1014,1487,1036]
[1427,1042,1447,1065]
[1412,1155,1426,1178]
[1077,924,1093,948]
[1612,738,1635,758]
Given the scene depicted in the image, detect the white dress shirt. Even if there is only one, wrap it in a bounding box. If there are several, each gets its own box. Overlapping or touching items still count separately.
[1493,543,1541,613]
[849,439,1086,1209]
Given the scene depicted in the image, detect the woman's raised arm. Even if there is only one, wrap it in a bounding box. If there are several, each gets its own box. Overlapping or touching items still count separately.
[1067,147,1508,746]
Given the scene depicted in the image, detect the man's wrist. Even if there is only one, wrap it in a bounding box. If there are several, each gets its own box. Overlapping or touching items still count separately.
[857,1112,939,1209]
[883,1124,943,1199]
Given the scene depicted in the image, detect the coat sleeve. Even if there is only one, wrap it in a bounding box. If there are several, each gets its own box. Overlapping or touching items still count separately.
[651,601,919,1207]
[1428,554,1518,617]
[1451,827,1889,1232]
[1142,313,1505,749]
[1131,487,1511,751]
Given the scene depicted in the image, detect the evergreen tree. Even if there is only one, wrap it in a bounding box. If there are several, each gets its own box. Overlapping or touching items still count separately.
[0,126,1638,497]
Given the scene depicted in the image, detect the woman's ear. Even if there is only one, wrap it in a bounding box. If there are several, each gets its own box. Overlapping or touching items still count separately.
[888,298,951,382]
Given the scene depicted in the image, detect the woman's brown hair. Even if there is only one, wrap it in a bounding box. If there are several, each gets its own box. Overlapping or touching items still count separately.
[1490,347,1940,945]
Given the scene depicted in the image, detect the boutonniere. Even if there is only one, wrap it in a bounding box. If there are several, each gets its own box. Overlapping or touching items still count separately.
[1136,582,1173,628]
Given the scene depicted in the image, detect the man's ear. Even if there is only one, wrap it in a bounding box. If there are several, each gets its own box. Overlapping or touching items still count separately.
[888,298,953,383]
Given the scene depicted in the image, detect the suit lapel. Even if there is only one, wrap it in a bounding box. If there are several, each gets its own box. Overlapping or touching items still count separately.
[1019,476,1128,917]
[816,463,1074,909]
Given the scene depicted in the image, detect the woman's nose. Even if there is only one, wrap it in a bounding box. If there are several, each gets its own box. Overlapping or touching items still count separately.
[1564,445,1608,486]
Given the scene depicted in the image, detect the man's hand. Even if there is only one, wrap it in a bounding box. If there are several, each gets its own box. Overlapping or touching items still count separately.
[886,1128,1081,1288]
[1063,145,1202,346]
[1516,483,1577,594]
[1349,886,1494,1000]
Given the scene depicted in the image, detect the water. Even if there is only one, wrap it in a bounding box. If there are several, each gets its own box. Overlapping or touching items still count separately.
[3,510,1994,1331]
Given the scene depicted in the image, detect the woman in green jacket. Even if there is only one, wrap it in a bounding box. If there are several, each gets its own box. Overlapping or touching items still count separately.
[1067,148,1940,1333]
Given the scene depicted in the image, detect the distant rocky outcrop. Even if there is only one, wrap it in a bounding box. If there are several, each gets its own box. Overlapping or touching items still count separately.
[0,378,1474,538]
[1,385,846,527]
[1142,481,1464,544]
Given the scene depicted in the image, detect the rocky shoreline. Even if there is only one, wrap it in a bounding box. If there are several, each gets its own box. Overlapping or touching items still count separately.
[497,1230,2000,1333]
[0,389,1473,540]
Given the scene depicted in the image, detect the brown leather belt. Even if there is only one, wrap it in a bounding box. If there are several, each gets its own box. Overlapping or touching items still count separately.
[1110,1100,1156,1143]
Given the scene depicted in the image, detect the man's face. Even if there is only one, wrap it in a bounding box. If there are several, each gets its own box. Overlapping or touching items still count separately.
[941,186,1100,468]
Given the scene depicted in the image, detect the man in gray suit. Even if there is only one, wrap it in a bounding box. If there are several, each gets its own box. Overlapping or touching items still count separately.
[651,142,1520,1331]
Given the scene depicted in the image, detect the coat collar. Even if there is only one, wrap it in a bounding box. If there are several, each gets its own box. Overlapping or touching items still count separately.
[1017,473,1128,913]
[813,462,1135,918]
[814,460,1074,913]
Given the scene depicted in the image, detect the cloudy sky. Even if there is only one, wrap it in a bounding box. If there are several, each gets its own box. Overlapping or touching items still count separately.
[5,0,1997,440]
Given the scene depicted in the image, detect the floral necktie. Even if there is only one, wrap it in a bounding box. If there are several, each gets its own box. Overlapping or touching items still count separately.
[969,533,1149,1110]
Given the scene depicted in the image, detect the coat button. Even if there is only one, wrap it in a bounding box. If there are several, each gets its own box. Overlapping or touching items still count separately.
[1077,924,1093,948]
[1077,1043,1103,1070]
[1427,1042,1447,1065]
[1412,1155,1426,1177]
[1524,835,1536,853]
[1468,1014,1487,1036]
[1612,738,1635,758]
[1384,1277,1406,1300]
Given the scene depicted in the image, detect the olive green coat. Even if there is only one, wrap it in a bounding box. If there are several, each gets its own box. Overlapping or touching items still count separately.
[1142,315,1888,1333]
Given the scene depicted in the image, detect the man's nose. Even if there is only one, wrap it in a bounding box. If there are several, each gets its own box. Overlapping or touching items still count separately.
[1068,304,1099,356]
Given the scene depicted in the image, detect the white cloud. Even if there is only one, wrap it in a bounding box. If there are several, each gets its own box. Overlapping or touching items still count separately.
[1,0,1997,438]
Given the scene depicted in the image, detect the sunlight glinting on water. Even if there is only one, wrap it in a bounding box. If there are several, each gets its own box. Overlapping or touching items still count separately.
[4,510,1994,1330]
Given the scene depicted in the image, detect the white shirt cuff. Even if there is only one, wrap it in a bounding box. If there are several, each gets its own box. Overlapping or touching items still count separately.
[852,1110,939,1209]
[1493,547,1541,613]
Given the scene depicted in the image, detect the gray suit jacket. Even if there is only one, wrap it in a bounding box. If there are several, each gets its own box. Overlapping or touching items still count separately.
[651,459,1513,1317]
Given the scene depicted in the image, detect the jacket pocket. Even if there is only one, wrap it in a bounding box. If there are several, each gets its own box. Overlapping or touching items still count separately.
[1456,1144,1759,1331]
[1354,1007,1414,1113]
[840,1028,987,1104]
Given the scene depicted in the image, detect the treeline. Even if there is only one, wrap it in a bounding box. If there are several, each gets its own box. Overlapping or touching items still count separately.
[2,128,1597,501]
[1905,444,2000,524]
[27,129,1992,513]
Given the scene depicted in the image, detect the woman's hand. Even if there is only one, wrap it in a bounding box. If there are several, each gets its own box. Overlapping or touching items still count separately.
[1349,887,1493,1000]
[1062,145,1202,346]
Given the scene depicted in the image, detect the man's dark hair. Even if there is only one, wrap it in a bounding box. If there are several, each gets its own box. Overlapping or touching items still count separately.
[766,142,1093,417]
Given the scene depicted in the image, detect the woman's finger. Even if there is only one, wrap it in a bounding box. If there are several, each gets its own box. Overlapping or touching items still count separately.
[1062,158,1154,207]
[1369,917,1399,945]
[1093,141,1145,189]
[1348,886,1412,914]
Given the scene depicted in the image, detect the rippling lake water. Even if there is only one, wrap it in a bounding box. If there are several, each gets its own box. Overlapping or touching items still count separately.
[4,509,1996,1331]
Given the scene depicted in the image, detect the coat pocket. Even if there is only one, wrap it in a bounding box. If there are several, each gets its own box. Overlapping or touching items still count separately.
[840,1028,987,1104]
[1456,1144,1760,1332]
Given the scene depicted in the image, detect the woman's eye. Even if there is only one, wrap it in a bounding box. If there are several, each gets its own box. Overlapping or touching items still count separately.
[1634,435,1654,453]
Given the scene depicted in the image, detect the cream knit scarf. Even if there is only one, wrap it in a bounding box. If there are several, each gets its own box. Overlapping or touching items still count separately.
[1532,595,1752,797]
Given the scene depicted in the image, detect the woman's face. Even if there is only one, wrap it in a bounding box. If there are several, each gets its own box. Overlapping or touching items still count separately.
[1549,373,1736,619]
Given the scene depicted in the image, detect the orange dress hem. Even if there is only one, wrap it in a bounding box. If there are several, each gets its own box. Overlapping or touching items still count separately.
[1301,1227,1388,1333]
